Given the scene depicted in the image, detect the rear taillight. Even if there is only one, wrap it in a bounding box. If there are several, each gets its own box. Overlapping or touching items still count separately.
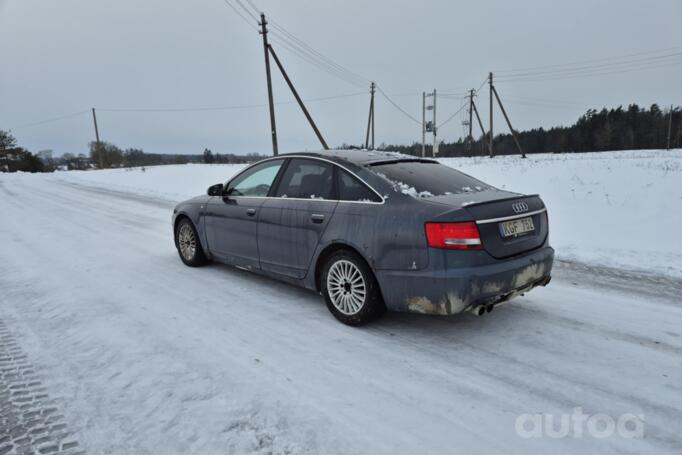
[424,222,482,250]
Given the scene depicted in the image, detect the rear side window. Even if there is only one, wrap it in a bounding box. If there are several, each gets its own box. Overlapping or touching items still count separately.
[370,161,491,197]
[274,158,335,199]
[338,169,381,202]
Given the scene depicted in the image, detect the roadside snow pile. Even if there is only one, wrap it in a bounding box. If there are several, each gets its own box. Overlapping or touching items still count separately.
[439,149,682,277]
[48,149,682,277]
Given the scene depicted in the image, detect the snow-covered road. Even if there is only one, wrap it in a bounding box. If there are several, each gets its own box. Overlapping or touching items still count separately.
[1,174,681,454]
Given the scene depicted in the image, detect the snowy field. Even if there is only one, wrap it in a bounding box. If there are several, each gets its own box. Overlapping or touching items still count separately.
[1,149,681,454]
[441,149,682,278]
[55,148,682,277]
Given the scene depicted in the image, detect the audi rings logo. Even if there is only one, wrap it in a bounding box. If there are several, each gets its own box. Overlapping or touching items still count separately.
[512,202,529,214]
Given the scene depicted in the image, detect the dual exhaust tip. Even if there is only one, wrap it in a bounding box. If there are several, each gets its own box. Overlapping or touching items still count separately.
[467,275,553,316]
[469,304,494,316]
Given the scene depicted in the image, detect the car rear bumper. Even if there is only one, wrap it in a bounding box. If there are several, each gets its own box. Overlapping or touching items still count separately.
[375,246,554,315]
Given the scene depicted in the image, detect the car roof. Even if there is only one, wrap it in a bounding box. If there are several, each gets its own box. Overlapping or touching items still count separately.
[275,149,436,166]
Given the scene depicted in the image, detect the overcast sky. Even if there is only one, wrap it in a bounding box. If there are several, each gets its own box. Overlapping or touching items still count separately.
[1,0,681,156]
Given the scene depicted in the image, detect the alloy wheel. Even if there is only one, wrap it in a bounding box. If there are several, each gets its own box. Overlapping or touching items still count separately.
[178,224,197,261]
[326,259,367,315]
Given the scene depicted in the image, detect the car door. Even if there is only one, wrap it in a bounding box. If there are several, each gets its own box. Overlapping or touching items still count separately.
[205,159,284,270]
[257,158,338,279]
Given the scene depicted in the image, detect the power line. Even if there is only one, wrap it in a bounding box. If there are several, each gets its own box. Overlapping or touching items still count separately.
[496,58,682,83]
[376,91,422,98]
[437,98,469,128]
[504,100,586,111]
[269,36,367,88]
[470,77,488,95]
[243,0,260,13]
[496,57,682,82]
[375,85,422,125]
[266,31,367,88]
[96,92,366,112]
[232,0,259,21]
[439,92,470,98]
[502,95,586,109]
[497,51,682,79]
[12,110,90,129]
[220,0,258,30]
[502,94,580,104]
[10,93,365,131]
[495,51,682,82]
[495,46,682,75]
[224,0,370,89]
[269,23,369,85]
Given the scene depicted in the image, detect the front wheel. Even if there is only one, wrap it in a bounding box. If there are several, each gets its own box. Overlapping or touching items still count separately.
[321,250,385,326]
[175,218,208,267]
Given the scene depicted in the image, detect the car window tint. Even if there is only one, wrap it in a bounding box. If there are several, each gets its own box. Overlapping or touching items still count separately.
[227,160,283,197]
[274,159,334,199]
[370,161,492,197]
[338,169,381,202]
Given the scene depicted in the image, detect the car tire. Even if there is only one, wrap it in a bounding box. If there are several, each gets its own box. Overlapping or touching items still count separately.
[175,218,208,267]
[321,250,386,326]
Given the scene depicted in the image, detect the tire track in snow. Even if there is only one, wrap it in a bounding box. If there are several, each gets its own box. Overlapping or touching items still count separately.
[554,259,682,302]
[0,319,82,455]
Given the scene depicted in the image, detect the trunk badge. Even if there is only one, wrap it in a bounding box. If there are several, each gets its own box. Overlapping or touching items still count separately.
[512,202,529,213]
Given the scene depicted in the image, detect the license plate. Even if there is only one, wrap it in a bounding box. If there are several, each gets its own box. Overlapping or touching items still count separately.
[500,217,535,237]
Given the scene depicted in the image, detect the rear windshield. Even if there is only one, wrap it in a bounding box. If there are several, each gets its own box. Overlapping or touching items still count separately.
[369,160,491,197]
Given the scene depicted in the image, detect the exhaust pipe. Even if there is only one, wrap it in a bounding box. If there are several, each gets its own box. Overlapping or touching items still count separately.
[467,305,486,316]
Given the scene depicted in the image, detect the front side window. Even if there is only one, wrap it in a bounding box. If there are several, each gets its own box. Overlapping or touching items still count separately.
[227,160,283,197]
[370,160,492,197]
[338,169,381,202]
[274,158,334,199]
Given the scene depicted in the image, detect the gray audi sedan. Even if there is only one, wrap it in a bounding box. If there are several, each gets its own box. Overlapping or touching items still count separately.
[172,150,553,325]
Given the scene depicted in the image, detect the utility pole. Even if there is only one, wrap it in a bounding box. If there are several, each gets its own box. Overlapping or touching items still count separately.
[667,104,673,150]
[491,86,525,158]
[260,14,278,156]
[432,89,438,156]
[364,82,375,150]
[488,72,494,157]
[91,108,103,169]
[91,108,100,145]
[268,45,329,149]
[421,91,426,157]
[471,100,487,154]
[370,82,375,150]
[424,90,437,157]
[468,89,474,143]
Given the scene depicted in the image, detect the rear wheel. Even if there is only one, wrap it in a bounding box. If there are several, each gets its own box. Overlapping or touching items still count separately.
[175,218,207,267]
[321,250,385,326]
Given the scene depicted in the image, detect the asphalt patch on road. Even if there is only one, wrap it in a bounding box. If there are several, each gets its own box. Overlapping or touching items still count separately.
[0,320,82,455]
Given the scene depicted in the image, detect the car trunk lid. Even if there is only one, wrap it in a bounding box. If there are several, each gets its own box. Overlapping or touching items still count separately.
[428,191,548,259]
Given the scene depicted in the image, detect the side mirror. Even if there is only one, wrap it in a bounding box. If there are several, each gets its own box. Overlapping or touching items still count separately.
[207,183,224,196]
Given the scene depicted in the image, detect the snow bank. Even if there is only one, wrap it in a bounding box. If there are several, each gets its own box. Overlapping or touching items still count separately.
[40,149,682,277]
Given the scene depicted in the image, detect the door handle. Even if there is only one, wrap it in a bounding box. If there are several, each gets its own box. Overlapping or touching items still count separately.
[311,213,325,224]
[246,208,257,217]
